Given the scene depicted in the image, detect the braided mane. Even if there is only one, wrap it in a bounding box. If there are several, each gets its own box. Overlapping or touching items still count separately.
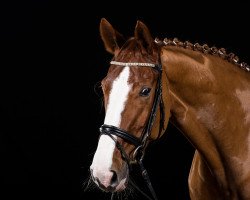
[155,38,250,72]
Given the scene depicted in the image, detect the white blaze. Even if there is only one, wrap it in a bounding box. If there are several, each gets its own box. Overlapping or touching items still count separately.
[91,67,131,174]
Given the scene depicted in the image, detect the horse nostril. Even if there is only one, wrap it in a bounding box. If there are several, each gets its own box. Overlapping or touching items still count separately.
[110,170,118,186]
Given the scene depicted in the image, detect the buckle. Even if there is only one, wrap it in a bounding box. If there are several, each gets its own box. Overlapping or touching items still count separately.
[131,145,144,164]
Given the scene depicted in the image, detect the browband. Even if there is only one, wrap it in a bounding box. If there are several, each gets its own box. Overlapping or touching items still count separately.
[110,61,156,68]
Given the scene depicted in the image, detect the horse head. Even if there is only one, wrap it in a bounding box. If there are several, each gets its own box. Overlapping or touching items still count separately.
[90,18,171,193]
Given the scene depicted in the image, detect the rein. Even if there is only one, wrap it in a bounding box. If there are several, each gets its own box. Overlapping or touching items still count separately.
[99,60,165,200]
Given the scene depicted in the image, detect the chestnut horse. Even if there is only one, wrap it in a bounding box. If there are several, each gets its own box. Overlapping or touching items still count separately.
[90,18,250,200]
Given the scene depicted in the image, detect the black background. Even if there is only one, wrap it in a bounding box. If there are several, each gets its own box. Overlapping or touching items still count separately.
[0,1,249,199]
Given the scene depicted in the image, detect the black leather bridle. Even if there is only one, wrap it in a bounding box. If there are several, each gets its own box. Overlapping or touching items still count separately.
[99,61,165,200]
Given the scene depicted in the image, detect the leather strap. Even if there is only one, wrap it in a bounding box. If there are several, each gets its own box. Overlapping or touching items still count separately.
[100,124,141,147]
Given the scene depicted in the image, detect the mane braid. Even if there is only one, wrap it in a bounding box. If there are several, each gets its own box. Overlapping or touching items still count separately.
[154,38,250,72]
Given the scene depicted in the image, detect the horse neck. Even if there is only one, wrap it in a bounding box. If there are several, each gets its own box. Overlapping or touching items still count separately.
[161,46,250,192]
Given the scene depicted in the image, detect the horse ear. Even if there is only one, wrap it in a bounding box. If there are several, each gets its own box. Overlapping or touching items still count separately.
[99,18,125,54]
[134,20,154,51]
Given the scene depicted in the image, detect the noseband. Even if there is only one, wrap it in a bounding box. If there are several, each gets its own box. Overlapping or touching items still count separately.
[99,60,165,200]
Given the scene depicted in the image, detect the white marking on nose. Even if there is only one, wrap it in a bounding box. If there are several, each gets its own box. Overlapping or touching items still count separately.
[91,67,131,182]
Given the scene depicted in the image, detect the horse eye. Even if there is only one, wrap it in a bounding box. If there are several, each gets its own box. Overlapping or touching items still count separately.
[140,87,151,97]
